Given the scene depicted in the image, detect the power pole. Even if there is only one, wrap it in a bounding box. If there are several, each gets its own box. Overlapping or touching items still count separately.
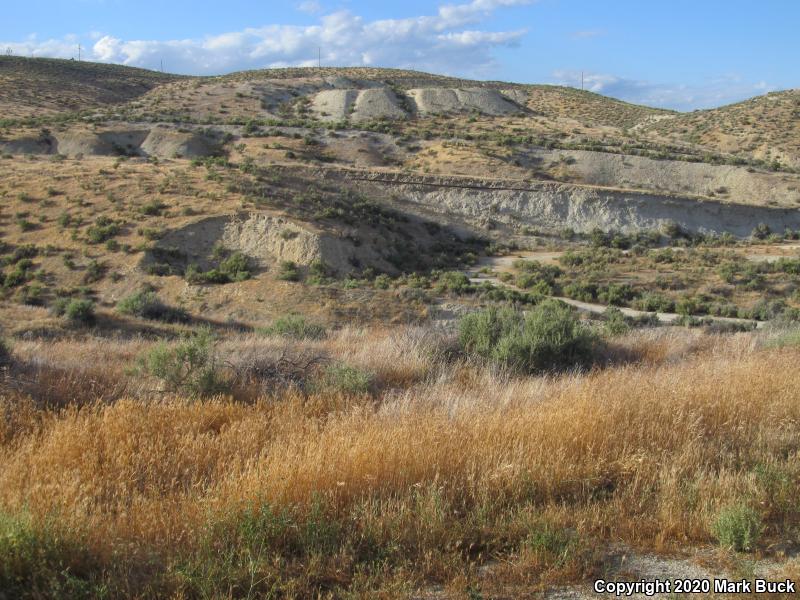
[160,59,164,73]
[581,71,584,91]
[318,47,321,68]
[5,47,11,57]
[78,44,81,61]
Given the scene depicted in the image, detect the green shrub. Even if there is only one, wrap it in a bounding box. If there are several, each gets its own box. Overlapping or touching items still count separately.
[562,281,598,302]
[83,259,105,283]
[276,260,300,282]
[219,252,250,281]
[602,307,630,336]
[633,292,675,313]
[17,283,44,306]
[86,216,120,244]
[139,199,166,216]
[137,328,225,396]
[434,271,471,294]
[3,260,33,288]
[117,290,188,322]
[3,244,38,266]
[312,363,373,395]
[16,218,36,232]
[711,503,762,552]
[750,223,771,240]
[51,298,95,325]
[597,283,635,307]
[373,273,392,289]
[185,252,251,285]
[307,260,332,285]
[258,314,326,340]
[458,300,598,373]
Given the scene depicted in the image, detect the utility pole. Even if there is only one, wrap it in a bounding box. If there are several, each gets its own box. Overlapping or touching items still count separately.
[318,47,321,68]
[4,47,11,57]
[78,44,81,61]
[160,58,164,73]
[581,71,584,91]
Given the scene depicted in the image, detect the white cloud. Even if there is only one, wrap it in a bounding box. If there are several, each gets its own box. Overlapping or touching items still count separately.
[1,1,533,77]
[297,1,323,15]
[551,70,780,111]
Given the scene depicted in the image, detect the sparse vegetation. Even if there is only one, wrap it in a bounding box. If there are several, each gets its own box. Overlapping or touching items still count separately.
[117,289,188,322]
[258,314,326,340]
[2,58,800,598]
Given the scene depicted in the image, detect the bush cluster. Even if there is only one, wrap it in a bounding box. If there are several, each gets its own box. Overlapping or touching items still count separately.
[458,300,598,374]
[116,290,188,322]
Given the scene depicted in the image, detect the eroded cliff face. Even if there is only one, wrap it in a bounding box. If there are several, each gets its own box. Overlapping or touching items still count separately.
[316,169,800,237]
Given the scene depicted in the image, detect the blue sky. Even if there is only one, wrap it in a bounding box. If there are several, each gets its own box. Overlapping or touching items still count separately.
[3,0,798,111]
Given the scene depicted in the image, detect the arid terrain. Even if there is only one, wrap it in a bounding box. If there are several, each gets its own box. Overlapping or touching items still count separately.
[1,56,800,598]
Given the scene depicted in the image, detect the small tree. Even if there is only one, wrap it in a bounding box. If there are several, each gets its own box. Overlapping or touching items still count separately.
[138,328,225,396]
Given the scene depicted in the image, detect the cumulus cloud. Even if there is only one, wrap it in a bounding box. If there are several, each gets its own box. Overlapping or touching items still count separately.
[551,70,779,111]
[1,0,533,77]
[296,1,323,15]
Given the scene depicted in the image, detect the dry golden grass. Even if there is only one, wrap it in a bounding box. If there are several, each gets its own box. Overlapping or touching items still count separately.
[0,325,798,597]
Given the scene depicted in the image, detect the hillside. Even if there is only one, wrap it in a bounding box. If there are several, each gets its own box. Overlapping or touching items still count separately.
[643,88,800,169]
[0,56,178,119]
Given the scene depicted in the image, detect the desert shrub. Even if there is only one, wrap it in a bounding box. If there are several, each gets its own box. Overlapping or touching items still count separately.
[219,252,251,281]
[373,273,391,289]
[276,261,300,282]
[633,292,675,313]
[139,199,166,216]
[83,259,105,283]
[137,328,225,396]
[589,228,610,247]
[86,216,120,244]
[117,290,188,322]
[312,363,373,395]
[711,503,762,552]
[602,307,630,336]
[17,283,44,306]
[661,220,685,239]
[458,300,598,374]
[2,244,38,265]
[3,259,34,288]
[562,280,598,302]
[750,223,771,240]
[259,314,326,340]
[51,298,95,325]
[597,283,636,307]
[307,260,332,285]
[747,299,789,321]
[185,252,251,285]
[16,218,36,232]
[434,271,471,294]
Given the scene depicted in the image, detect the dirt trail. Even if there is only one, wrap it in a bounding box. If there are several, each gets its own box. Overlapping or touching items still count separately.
[414,545,788,599]
[470,252,763,328]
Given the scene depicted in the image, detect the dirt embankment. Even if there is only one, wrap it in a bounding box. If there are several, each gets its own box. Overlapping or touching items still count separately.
[312,168,800,237]
[529,148,800,206]
[0,126,221,158]
[144,213,396,276]
[310,86,524,121]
